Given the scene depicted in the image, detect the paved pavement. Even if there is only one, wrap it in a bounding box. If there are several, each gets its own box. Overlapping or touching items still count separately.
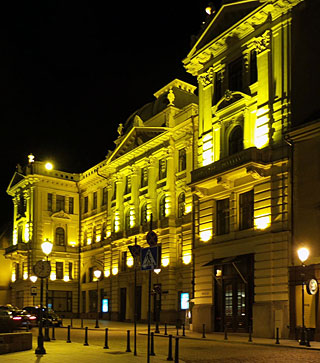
[2,319,320,362]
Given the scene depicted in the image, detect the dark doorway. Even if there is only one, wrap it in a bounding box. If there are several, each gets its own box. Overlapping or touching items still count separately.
[120,288,126,321]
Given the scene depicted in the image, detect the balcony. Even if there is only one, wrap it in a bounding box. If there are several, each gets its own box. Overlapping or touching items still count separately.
[191,147,266,184]
[5,243,29,258]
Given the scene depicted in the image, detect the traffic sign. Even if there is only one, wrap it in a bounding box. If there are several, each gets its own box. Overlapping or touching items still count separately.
[141,246,160,270]
[128,244,141,258]
[31,286,37,296]
[146,231,158,246]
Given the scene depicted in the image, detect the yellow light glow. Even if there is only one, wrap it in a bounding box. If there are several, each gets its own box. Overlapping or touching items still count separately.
[24,223,30,242]
[154,268,161,274]
[30,275,37,283]
[127,256,134,267]
[63,275,70,282]
[50,273,56,281]
[297,247,309,263]
[94,270,102,279]
[104,269,110,277]
[69,241,77,247]
[13,229,17,245]
[216,269,222,277]
[162,257,170,267]
[28,153,35,163]
[107,231,111,238]
[41,239,53,255]
[182,254,192,265]
[96,235,101,242]
[45,162,53,170]
[112,266,118,275]
[87,238,92,245]
[200,229,212,242]
[255,215,271,230]
[23,272,28,280]
[185,205,192,214]
[11,273,16,282]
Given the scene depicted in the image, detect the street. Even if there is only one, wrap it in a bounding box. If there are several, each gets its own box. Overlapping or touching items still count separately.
[22,321,320,363]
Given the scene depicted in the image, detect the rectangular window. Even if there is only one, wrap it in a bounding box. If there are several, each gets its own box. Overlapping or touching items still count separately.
[56,262,64,280]
[178,149,186,172]
[69,262,73,280]
[69,197,74,214]
[112,182,117,200]
[93,191,97,210]
[15,263,20,280]
[159,158,167,180]
[84,196,88,213]
[216,198,230,235]
[125,175,132,194]
[56,195,65,212]
[102,187,107,206]
[250,49,257,84]
[48,193,53,212]
[214,70,223,104]
[239,190,254,230]
[121,251,127,272]
[89,267,94,282]
[141,167,148,188]
[228,57,243,92]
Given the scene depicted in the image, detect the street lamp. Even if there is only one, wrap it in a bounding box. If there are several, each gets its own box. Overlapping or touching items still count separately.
[41,239,53,342]
[297,247,309,346]
[94,269,102,328]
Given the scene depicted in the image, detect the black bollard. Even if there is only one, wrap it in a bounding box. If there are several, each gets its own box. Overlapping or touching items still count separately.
[104,328,109,349]
[275,327,280,344]
[224,324,228,340]
[52,326,56,340]
[202,324,206,338]
[164,323,168,336]
[44,325,50,342]
[167,334,173,361]
[306,329,311,347]
[155,321,160,334]
[67,325,71,343]
[248,325,252,342]
[150,332,155,356]
[182,324,185,337]
[84,326,89,346]
[126,330,131,352]
[174,337,179,363]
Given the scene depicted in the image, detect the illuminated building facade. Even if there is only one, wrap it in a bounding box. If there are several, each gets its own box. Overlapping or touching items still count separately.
[183,0,305,338]
[5,79,198,323]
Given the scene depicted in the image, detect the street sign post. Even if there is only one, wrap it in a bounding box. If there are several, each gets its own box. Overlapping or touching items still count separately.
[141,246,160,271]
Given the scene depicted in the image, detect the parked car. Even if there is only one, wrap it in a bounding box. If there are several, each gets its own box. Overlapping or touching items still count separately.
[12,309,37,329]
[23,306,62,327]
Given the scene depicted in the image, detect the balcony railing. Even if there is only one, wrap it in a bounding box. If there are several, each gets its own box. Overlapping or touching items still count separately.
[5,242,29,255]
[191,147,265,184]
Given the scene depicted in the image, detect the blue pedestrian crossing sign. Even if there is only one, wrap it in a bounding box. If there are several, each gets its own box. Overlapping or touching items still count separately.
[141,246,160,270]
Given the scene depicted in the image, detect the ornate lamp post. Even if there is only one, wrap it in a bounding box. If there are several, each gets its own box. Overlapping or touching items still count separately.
[297,247,309,346]
[30,275,38,305]
[94,269,102,328]
[41,239,53,342]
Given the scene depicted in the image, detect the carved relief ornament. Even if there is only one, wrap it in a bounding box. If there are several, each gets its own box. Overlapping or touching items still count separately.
[198,67,214,88]
[254,30,271,54]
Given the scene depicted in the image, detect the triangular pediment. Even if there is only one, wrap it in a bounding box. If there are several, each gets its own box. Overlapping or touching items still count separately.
[188,1,262,58]
[51,210,71,220]
[108,127,166,163]
[7,172,25,195]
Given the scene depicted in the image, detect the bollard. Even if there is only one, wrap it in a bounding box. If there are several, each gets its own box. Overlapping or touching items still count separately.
[104,328,109,349]
[150,332,155,356]
[182,323,185,337]
[167,334,173,361]
[67,325,71,343]
[248,325,252,342]
[306,329,311,347]
[84,326,89,346]
[224,324,228,340]
[44,325,50,342]
[126,330,131,352]
[275,327,280,344]
[202,324,206,338]
[164,323,168,336]
[52,326,56,340]
[155,321,160,334]
[174,337,179,363]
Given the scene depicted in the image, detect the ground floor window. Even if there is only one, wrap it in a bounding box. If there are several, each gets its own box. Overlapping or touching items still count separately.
[48,290,72,312]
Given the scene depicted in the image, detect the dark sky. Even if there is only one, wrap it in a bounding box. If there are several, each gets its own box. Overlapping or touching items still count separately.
[0,1,215,228]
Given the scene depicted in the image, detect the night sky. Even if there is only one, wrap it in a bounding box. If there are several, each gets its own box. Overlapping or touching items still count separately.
[0,1,216,229]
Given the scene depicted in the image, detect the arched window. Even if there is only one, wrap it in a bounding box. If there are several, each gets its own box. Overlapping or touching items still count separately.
[56,227,65,246]
[159,195,166,220]
[178,192,186,218]
[229,126,243,155]
[141,202,148,225]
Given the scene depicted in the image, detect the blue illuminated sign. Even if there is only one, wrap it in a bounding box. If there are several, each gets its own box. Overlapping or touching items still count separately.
[102,298,109,313]
[180,293,189,310]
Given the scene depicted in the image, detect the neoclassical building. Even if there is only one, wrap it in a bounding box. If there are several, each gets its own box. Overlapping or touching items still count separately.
[5,79,198,323]
[182,0,306,338]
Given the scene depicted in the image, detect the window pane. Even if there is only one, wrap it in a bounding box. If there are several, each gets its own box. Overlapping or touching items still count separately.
[228,57,243,92]
[239,190,254,230]
[216,198,229,235]
[225,284,233,317]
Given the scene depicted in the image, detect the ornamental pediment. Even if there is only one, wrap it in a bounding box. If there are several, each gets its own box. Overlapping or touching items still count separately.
[51,210,71,220]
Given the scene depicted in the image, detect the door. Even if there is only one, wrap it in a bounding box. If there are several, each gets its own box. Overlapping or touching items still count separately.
[120,288,126,321]
[224,280,247,332]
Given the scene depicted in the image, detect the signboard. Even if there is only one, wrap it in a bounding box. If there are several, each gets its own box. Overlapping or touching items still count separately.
[146,231,158,246]
[128,244,141,258]
[141,246,160,270]
[102,298,109,313]
[307,278,318,295]
[30,286,37,296]
[180,292,189,310]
